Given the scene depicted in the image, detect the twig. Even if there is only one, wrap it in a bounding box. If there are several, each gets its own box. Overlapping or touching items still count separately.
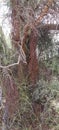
[0,41,27,69]
[0,62,19,69]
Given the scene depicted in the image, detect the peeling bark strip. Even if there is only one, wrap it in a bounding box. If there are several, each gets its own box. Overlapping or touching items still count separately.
[35,0,54,25]
[22,25,39,84]
[28,29,39,84]
[2,69,19,118]
[11,0,21,46]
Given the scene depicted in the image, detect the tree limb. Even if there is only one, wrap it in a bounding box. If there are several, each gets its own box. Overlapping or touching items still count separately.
[0,45,27,69]
[0,56,20,69]
[35,0,54,26]
[40,24,59,30]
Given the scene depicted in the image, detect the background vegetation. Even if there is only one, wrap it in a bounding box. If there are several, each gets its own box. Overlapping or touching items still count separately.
[0,0,59,130]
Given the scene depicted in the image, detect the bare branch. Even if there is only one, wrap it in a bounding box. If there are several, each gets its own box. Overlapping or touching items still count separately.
[35,0,54,26]
[40,24,59,30]
[0,45,27,69]
[0,63,19,69]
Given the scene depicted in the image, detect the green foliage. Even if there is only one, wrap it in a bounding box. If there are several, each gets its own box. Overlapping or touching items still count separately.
[1,74,59,130]
[8,78,58,130]
[51,57,59,74]
[32,79,59,129]
[0,27,6,54]
[49,77,59,91]
[0,26,15,66]
[44,56,59,75]
[32,80,50,103]
[38,29,52,53]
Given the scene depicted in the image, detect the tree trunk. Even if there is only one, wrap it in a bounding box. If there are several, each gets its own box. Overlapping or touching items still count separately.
[22,25,39,85]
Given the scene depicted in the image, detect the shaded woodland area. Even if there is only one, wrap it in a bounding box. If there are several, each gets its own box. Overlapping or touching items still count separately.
[0,0,59,130]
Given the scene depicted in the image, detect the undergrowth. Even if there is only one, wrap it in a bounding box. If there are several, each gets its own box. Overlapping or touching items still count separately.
[7,78,59,130]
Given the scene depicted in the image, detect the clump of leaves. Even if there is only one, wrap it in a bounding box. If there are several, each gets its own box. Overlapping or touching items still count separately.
[38,28,52,54]
[32,79,53,103]
[44,56,59,75]
[3,78,59,130]
[32,79,59,129]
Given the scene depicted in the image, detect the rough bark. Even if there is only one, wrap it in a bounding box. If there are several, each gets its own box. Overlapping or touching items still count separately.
[22,25,39,85]
[11,0,21,46]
